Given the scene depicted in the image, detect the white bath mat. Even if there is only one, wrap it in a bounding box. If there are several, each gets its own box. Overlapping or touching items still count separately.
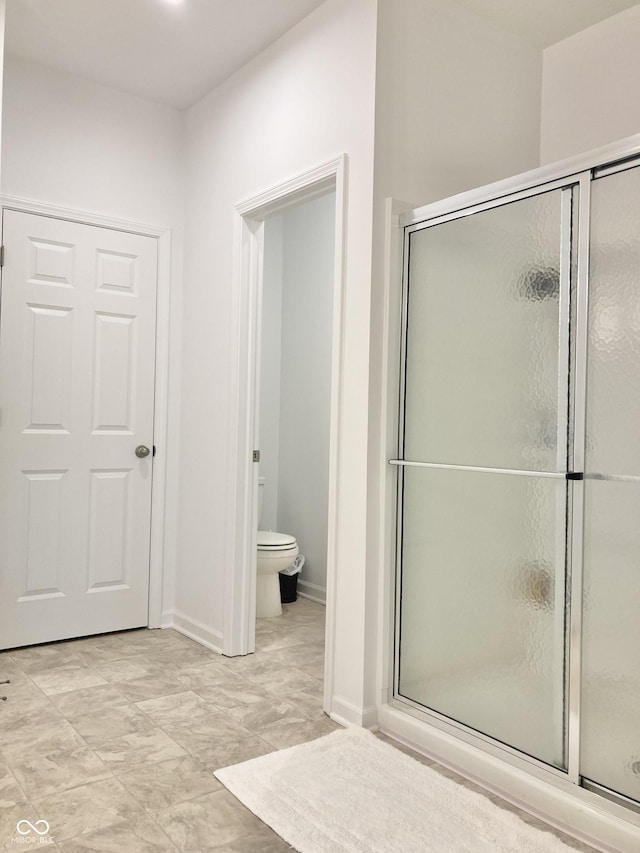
[214,726,579,852]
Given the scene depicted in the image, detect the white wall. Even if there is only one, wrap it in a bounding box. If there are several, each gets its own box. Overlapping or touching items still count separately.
[374,0,543,208]
[1,57,184,227]
[259,214,284,532]
[541,5,640,164]
[0,56,185,619]
[178,0,377,722]
[279,193,335,603]
[260,192,335,603]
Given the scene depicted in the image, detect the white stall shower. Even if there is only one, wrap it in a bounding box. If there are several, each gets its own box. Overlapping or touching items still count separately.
[392,148,640,812]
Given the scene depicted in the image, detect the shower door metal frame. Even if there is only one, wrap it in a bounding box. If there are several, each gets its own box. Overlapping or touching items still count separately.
[388,139,640,812]
[390,173,583,784]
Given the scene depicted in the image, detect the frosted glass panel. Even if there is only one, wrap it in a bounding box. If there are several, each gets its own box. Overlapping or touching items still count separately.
[586,167,640,477]
[582,165,640,802]
[581,480,640,801]
[404,190,565,472]
[398,467,567,769]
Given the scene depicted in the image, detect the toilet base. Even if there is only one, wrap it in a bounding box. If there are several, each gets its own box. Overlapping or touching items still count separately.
[256,572,282,618]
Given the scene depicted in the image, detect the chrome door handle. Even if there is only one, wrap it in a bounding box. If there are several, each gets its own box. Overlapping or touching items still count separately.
[135,445,151,459]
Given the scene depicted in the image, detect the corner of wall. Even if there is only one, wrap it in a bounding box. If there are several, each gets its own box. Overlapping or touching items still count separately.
[540,6,640,164]
[330,695,378,730]
[166,609,225,655]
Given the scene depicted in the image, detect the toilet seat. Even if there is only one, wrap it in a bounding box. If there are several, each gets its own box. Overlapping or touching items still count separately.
[257,530,297,550]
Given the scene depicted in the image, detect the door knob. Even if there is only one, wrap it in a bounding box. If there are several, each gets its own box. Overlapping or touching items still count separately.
[135,445,151,459]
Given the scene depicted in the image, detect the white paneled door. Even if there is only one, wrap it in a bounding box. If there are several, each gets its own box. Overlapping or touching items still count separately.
[0,211,158,649]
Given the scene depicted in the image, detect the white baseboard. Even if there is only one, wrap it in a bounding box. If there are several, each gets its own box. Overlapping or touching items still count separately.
[330,695,378,730]
[297,579,326,604]
[160,610,174,629]
[378,704,640,853]
[163,609,224,655]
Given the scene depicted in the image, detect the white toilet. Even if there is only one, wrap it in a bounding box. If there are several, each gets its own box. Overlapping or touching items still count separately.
[256,478,299,618]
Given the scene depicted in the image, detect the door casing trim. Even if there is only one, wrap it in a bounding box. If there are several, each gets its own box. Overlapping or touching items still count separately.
[0,194,172,629]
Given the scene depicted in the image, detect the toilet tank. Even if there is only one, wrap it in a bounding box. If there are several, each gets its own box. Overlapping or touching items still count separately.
[258,477,265,528]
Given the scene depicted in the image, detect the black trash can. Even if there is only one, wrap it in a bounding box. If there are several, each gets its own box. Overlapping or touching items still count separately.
[278,571,299,604]
[279,554,304,603]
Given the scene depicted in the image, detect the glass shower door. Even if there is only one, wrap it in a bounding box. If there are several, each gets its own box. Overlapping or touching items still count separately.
[581,163,640,803]
[396,187,573,769]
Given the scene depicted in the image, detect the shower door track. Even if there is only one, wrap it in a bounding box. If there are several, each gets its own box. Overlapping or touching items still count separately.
[390,692,572,783]
[582,779,640,816]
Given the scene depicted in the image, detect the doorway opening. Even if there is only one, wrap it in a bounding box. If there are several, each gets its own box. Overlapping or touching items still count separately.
[225,157,346,716]
[258,191,335,605]
[253,190,336,688]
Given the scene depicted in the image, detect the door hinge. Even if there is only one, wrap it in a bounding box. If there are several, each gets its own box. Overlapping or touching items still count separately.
[253,450,260,462]
[0,246,4,267]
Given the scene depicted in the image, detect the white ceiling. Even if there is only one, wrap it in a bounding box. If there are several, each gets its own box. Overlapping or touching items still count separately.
[5,0,640,110]
[452,0,640,48]
[4,0,327,109]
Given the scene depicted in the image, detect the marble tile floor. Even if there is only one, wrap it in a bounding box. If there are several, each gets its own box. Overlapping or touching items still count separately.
[0,597,333,852]
[0,597,597,852]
